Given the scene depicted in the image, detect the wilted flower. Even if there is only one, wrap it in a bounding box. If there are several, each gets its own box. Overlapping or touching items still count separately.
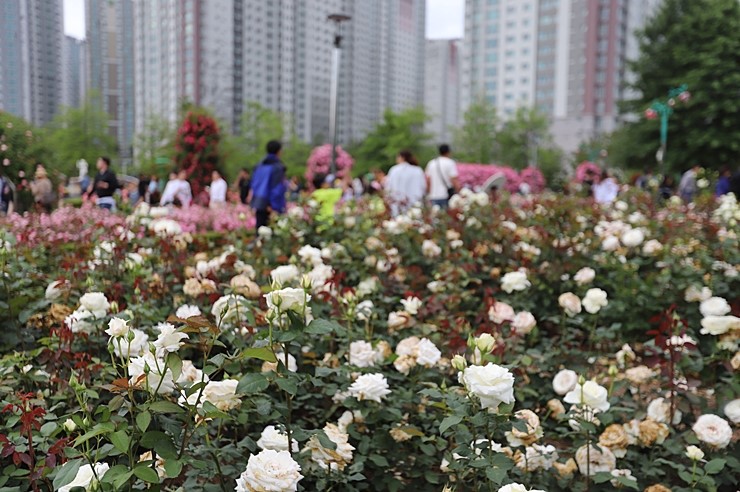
[575,443,616,476]
[599,424,629,457]
[305,423,355,471]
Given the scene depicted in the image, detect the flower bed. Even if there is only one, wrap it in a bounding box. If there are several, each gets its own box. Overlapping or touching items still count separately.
[0,190,737,492]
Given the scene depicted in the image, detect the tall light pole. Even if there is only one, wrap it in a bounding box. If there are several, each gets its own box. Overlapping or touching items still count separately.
[328,13,351,176]
[644,84,690,175]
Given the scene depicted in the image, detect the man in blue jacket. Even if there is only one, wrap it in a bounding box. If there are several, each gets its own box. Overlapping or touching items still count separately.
[249,140,287,229]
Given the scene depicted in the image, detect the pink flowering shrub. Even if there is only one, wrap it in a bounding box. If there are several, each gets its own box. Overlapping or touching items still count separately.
[167,204,255,233]
[305,144,354,188]
[519,166,546,193]
[575,161,602,183]
[456,164,523,192]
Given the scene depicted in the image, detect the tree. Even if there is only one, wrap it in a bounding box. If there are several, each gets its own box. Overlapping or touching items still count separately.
[621,0,740,173]
[497,107,555,170]
[0,112,47,178]
[133,115,175,176]
[453,96,499,163]
[353,107,432,176]
[173,108,223,200]
[44,94,117,177]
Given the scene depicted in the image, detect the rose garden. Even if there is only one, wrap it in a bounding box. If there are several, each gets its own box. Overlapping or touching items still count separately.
[0,179,738,492]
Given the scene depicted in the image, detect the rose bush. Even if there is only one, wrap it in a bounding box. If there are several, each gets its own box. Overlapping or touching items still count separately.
[0,188,737,491]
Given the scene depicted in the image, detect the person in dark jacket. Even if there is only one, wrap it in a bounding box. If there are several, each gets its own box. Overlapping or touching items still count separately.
[87,156,119,210]
[237,168,251,205]
[248,140,287,229]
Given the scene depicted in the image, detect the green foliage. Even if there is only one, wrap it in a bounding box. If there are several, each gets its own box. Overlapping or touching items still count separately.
[44,93,118,177]
[620,0,740,172]
[453,96,499,164]
[133,115,175,177]
[0,112,48,178]
[353,107,432,175]
[223,102,285,179]
[498,107,558,171]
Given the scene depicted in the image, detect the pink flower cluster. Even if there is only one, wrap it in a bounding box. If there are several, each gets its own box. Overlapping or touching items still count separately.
[456,164,545,193]
[574,161,602,183]
[305,144,354,188]
[167,204,255,233]
[2,205,128,247]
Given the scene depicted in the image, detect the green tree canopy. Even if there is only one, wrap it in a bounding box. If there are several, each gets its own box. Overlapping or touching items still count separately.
[353,107,432,175]
[44,94,118,177]
[498,107,557,170]
[0,112,48,179]
[453,95,499,163]
[620,0,740,173]
[133,115,175,177]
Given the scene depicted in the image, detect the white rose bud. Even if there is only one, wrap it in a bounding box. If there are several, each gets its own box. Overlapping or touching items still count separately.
[475,333,496,354]
[685,445,704,461]
[451,354,467,371]
[63,418,77,432]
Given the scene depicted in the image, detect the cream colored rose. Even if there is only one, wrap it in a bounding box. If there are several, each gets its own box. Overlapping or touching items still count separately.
[387,311,413,331]
[624,365,656,385]
[512,311,536,335]
[646,397,682,425]
[642,239,663,256]
[700,315,740,336]
[458,363,515,410]
[582,288,608,314]
[231,274,262,298]
[575,443,616,476]
[80,292,110,316]
[422,239,442,258]
[235,449,303,492]
[574,267,596,285]
[599,424,629,457]
[558,293,582,317]
[602,235,620,251]
[265,287,310,313]
[564,380,610,412]
[501,271,530,293]
[270,264,300,286]
[400,296,423,315]
[724,399,740,424]
[175,304,201,319]
[347,340,379,368]
[305,423,355,471]
[692,414,732,449]
[106,317,129,337]
[416,338,442,367]
[262,352,297,373]
[685,285,712,302]
[699,297,731,317]
[552,369,578,395]
[488,301,515,323]
[685,445,704,461]
[183,278,203,297]
[257,425,298,453]
[621,228,644,247]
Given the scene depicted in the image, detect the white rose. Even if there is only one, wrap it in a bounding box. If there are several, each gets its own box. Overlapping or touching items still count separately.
[79,292,110,317]
[700,315,740,335]
[202,379,240,411]
[646,397,682,425]
[497,485,528,492]
[692,414,732,449]
[65,308,97,333]
[552,369,578,396]
[458,363,515,410]
[685,285,712,302]
[128,351,175,394]
[58,463,110,492]
[347,340,378,368]
[558,292,582,317]
[211,294,250,328]
[106,317,130,337]
[488,301,515,324]
[153,323,189,356]
[175,304,201,319]
[724,399,740,424]
[512,311,536,335]
[355,300,374,321]
[416,338,441,367]
[610,469,637,488]
[400,296,423,315]
[235,449,303,492]
[685,445,705,461]
[642,239,663,256]
[265,287,310,313]
[621,228,644,247]
[582,288,608,314]
[575,443,616,475]
[699,297,731,317]
[348,373,391,403]
[177,360,208,384]
[602,235,620,251]
[573,267,595,285]
[356,277,378,297]
[422,239,442,258]
[297,245,323,266]
[45,280,66,300]
[257,425,299,452]
[564,380,610,412]
[270,264,300,285]
[501,271,530,293]
[113,328,149,358]
[257,226,273,239]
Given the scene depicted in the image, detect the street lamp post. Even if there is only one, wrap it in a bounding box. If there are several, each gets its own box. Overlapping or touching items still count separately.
[644,84,690,175]
[328,13,351,176]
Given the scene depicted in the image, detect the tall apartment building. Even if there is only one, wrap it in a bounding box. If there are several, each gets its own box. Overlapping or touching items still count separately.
[0,0,64,126]
[424,39,461,143]
[461,0,660,153]
[61,36,87,109]
[87,0,136,166]
[133,0,425,145]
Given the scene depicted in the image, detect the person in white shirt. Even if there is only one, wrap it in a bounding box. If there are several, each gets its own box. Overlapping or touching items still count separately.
[425,144,459,208]
[593,171,619,204]
[209,170,228,208]
[159,172,179,206]
[384,150,427,216]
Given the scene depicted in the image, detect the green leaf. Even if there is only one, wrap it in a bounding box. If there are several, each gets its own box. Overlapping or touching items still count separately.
[52,459,82,490]
[167,352,182,383]
[485,467,507,485]
[136,411,151,432]
[593,472,614,484]
[316,430,338,450]
[148,401,185,414]
[275,377,298,395]
[305,319,344,335]
[369,455,389,467]
[109,430,130,454]
[439,415,462,434]
[237,373,269,394]
[704,458,726,474]
[100,465,132,489]
[164,459,183,478]
[73,421,115,447]
[140,431,179,459]
[241,347,277,362]
[133,464,160,484]
[40,421,57,437]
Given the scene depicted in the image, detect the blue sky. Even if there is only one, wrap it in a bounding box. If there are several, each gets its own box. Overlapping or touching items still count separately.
[63,0,464,40]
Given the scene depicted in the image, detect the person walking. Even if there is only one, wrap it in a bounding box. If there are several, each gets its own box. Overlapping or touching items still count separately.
[248,140,287,229]
[237,168,251,205]
[209,170,228,208]
[715,166,732,197]
[0,174,13,216]
[31,167,54,213]
[87,156,119,211]
[678,164,700,203]
[425,144,459,208]
[384,150,427,216]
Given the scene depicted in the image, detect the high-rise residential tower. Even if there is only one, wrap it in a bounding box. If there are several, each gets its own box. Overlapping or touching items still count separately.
[424,39,461,143]
[0,0,64,126]
[62,36,87,109]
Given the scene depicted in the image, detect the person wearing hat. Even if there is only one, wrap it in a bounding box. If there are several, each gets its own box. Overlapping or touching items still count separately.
[30,166,54,213]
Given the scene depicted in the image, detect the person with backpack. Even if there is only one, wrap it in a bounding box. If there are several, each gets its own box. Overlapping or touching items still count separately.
[248,140,287,229]
[425,144,459,208]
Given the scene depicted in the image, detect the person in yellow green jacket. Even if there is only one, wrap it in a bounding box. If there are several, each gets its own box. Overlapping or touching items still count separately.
[311,173,344,222]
